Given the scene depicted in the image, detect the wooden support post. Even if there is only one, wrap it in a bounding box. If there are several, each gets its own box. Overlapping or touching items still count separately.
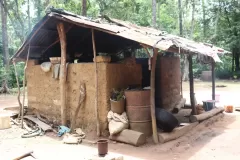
[12,59,23,119]
[211,58,215,100]
[150,48,159,144]
[92,29,100,137]
[21,45,31,128]
[188,55,197,115]
[57,23,67,126]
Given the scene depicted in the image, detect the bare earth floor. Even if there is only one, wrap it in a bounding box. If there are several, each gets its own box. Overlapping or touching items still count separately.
[0,80,240,160]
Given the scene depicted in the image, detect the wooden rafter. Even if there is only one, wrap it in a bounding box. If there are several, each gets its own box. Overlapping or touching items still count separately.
[41,24,73,54]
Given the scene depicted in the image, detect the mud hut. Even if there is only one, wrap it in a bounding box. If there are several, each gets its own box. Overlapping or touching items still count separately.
[11,7,227,143]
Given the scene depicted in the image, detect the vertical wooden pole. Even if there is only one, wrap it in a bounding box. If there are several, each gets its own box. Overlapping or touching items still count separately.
[188,55,196,115]
[212,58,215,100]
[150,48,159,144]
[57,23,67,126]
[92,29,100,137]
[12,59,22,120]
[21,45,31,128]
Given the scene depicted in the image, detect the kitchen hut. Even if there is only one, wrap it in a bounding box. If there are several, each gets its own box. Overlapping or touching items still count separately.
[11,8,227,143]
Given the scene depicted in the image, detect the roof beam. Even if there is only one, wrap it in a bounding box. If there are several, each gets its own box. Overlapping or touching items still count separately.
[29,46,48,49]
[39,28,58,33]
[41,24,73,54]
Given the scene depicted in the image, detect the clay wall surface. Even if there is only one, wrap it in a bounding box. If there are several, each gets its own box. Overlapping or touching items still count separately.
[27,62,142,136]
[155,56,181,111]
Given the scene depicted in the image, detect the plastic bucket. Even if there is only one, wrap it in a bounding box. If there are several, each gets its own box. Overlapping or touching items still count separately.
[214,94,220,103]
[202,100,215,111]
[97,139,108,156]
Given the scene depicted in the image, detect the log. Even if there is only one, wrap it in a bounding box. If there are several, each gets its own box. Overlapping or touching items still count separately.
[92,29,100,137]
[235,108,240,112]
[150,49,159,144]
[184,103,191,108]
[158,122,199,143]
[109,129,146,147]
[172,98,186,113]
[173,109,192,123]
[57,22,67,126]
[190,107,224,123]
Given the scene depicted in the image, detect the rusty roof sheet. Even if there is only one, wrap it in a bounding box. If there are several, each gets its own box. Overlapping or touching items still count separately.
[12,8,229,62]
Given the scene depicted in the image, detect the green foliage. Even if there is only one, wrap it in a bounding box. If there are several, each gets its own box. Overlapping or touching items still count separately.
[110,88,125,101]
[215,55,232,79]
[1,0,239,91]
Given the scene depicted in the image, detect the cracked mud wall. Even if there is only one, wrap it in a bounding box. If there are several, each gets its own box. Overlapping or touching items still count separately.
[27,62,141,136]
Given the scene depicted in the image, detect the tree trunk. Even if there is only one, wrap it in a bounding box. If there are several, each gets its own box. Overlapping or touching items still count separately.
[182,0,195,81]
[1,0,9,68]
[0,0,9,94]
[157,2,160,28]
[178,0,183,36]
[27,0,31,33]
[44,0,50,8]
[152,0,157,28]
[190,0,195,38]
[0,0,24,42]
[235,50,240,71]
[232,50,235,72]
[202,0,206,37]
[35,0,42,21]
[82,0,87,16]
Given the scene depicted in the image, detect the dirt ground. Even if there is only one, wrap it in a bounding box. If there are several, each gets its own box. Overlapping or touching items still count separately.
[1,80,240,160]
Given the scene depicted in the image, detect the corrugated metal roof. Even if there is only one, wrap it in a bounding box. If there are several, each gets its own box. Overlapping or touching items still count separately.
[11,8,229,62]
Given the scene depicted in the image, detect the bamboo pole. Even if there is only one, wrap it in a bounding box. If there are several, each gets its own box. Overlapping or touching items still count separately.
[12,59,22,119]
[150,48,159,144]
[57,23,67,126]
[188,55,196,115]
[21,45,31,128]
[91,29,100,137]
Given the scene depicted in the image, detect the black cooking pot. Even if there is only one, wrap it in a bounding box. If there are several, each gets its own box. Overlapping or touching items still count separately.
[155,108,179,132]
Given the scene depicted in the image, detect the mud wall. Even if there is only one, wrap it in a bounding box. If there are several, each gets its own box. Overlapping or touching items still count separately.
[155,56,181,111]
[97,63,142,135]
[27,62,141,136]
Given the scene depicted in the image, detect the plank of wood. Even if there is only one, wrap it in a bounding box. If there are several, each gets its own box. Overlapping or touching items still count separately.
[23,115,52,132]
[109,129,146,147]
[190,107,224,123]
[158,122,199,143]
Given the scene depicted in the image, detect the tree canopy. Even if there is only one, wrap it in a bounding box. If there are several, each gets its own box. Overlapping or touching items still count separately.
[0,0,239,91]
